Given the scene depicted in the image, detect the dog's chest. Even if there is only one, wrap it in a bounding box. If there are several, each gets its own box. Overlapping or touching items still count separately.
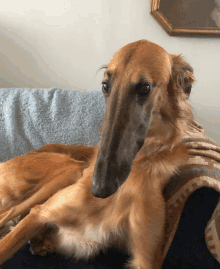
[57,224,110,259]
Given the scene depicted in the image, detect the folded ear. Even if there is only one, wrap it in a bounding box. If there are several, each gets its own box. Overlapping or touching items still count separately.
[170,54,195,96]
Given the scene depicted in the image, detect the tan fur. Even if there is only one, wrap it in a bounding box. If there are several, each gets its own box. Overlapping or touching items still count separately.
[0,40,195,268]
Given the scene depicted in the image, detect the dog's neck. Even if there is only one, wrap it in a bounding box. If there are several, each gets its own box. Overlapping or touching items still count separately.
[131,141,189,191]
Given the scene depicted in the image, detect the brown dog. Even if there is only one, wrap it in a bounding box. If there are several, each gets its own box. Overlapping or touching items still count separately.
[0,40,195,268]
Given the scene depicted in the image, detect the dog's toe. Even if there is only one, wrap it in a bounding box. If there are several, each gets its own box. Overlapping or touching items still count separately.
[29,245,48,256]
[29,236,54,256]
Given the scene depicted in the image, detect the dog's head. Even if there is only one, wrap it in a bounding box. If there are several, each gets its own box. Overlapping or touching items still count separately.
[92,39,195,198]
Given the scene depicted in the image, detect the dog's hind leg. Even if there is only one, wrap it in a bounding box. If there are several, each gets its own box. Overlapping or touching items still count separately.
[0,161,86,228]
[33,143,96,163]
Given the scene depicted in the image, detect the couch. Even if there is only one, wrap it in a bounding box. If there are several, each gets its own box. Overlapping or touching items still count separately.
[0,88,220,269]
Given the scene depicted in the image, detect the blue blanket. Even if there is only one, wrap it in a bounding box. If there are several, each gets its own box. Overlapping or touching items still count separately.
[0,88,105,162]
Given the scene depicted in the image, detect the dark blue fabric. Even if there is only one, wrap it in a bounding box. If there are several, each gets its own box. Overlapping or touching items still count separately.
[1,188,219,269]
[163,187,220,269]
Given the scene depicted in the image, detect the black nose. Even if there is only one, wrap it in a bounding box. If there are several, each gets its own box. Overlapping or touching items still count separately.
[91,180,118,198]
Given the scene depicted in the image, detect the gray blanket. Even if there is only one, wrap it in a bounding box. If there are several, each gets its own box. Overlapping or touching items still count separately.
[0,88,105,162]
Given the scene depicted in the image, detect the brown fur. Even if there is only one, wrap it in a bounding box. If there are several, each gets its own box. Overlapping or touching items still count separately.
[0,40,195,268]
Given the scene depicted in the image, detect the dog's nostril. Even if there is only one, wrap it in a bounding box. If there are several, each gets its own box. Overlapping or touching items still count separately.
[91,185,109,198]
[91,181,103,198]
[92,190,108,199]
[91,183,99,197]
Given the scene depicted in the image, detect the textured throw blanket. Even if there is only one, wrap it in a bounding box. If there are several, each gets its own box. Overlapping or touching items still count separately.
[163,120,220,263]
[0,88,220,266]
[0,88,105,162]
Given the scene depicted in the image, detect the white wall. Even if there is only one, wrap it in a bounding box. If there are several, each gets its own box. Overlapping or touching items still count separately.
[0,0,220,144]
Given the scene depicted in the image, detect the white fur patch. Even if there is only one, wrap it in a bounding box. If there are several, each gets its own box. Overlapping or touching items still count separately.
[57,224,110,260]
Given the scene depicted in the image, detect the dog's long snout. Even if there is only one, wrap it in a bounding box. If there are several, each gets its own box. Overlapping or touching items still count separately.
[92,123,146,199]
[91,90,148,199]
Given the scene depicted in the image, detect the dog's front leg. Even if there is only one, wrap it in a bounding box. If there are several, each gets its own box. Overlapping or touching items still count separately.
[128,194,165,269]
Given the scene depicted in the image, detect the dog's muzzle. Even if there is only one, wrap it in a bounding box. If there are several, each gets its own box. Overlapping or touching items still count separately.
[91,177,119,198]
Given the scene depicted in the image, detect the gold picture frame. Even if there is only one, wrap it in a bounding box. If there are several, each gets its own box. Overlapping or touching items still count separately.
[150,0,220,37]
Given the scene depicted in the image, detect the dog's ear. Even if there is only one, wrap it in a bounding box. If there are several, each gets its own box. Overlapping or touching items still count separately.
[170,54,195,96]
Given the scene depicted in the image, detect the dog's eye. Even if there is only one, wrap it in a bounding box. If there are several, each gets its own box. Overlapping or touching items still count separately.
[137,84,151,95]
[102,82,109,94]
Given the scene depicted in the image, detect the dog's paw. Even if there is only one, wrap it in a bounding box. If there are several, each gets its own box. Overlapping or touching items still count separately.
[29,236,54,256]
